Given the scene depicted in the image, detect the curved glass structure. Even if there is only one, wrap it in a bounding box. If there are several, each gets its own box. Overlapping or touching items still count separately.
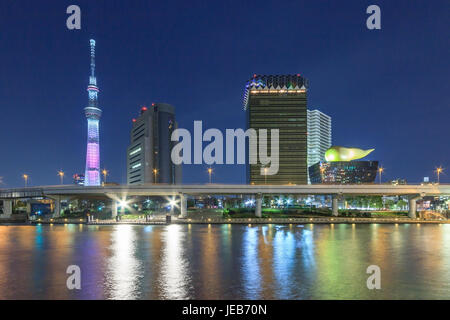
[324,146,374,162]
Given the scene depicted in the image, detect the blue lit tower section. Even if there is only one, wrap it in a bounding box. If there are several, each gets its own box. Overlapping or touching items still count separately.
[84,39,102,186]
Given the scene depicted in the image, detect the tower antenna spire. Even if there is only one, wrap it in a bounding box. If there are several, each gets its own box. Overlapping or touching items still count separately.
[89,39,96,82]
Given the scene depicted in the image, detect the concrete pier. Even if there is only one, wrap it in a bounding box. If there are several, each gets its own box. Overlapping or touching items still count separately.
[46,196,63,218]
[408,195,422,219]
[52,196,62,218]
[332,195,339,216]
[111,200,118,219]
[255,193,262,218]
[1,200,13,218]
[180,193,187,218]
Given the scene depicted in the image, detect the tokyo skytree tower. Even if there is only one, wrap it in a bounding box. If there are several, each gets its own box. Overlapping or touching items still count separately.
[84,39,102,186]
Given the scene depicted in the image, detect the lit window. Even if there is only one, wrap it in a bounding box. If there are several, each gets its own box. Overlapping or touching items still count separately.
[131,163,141,169]
[129,147,142,156]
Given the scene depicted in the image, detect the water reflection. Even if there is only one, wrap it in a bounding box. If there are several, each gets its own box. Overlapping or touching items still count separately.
[241,226,261,299]
[159,225,192,299]
[104,225,143,299]
[0,224,450,299]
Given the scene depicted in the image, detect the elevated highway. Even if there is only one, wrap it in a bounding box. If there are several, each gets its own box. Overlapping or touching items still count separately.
[1,184,449,219]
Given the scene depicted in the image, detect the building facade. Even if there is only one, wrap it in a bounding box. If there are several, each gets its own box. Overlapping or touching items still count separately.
[309,161,379,184]
[73,174,85,186]
[307,109,332,169]
[244,74,308,185]
[126,103,182,185]
[84,39,102,186]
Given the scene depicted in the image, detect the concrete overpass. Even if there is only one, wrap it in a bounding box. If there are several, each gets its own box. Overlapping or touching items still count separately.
[1,184,449,219]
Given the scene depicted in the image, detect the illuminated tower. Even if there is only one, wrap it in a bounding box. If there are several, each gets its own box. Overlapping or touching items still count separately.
[84,39,102,186]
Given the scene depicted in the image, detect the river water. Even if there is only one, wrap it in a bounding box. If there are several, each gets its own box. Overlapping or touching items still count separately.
[0,223,449,299]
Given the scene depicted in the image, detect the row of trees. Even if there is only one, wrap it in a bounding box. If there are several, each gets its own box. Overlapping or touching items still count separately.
[344,196,408,210]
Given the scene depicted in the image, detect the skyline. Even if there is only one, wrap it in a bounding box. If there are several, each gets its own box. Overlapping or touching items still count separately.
[0,0,449,187]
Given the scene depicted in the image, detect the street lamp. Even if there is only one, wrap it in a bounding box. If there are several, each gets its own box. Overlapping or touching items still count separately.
[378,167,384,184]
[208,167,213,184]
[153,168,158,183]
[23,174,29,187]
[57,170,64,185]
[264,167,268,185]
[102,169,108,184]
[436,167,443,184]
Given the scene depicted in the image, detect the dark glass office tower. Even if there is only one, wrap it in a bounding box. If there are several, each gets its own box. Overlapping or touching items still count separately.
[127,103,182,185]
[244,74,308,185]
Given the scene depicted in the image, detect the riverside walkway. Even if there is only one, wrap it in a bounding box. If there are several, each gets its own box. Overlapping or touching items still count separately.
[28,216,449,225]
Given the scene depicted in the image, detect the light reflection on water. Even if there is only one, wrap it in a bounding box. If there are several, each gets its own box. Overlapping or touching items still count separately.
[104,225,143,300]
[0,224,450,299]
[159,225,192,299]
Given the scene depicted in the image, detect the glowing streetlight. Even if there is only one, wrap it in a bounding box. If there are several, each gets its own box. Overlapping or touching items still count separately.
[153,168,158,183]
[264,167,268,185]
[167,197,178,216]
[23,174,29,187]
[207,167,213,184]
[57,170,64,185]
[436,167,443,184]
[102,169,108,184]
[169,198,177,208]
[118,198,130,215]
[378,167,384,184]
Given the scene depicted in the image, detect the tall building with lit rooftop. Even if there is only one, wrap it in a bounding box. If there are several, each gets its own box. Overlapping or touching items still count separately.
[244,74,308,185]
[126,103,182,185]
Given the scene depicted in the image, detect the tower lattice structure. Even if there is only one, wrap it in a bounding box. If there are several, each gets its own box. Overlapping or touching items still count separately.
[84,39,102,186]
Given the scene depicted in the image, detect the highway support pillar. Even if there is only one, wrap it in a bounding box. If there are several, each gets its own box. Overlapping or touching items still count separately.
[255,193,262,218]
[332,195,339,217]
[1,200,13,218]
[26,202,32,215]
[408,195,422,219]
[180,193,187,218]
[51,196,62,218]
[111,200,118,219]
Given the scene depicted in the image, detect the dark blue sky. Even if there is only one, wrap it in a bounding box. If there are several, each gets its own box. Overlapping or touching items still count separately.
[0,0,448,187]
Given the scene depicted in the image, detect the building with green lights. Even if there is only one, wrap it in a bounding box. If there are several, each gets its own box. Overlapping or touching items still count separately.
[244,74,309,185]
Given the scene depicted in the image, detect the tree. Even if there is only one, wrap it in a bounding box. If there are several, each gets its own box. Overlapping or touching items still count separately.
[384,199,395,209]
[397,199,408,210]
[373,196,383,209]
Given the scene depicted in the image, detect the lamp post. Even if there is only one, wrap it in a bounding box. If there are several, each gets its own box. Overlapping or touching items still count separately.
[436,167,443,184]
[23,174,29,187]
[102,169,108,184]
[153,169,158,183]
[208,167,213,184]
[378,167,384,184]
[57,170,64,185]
[264,167,267,185]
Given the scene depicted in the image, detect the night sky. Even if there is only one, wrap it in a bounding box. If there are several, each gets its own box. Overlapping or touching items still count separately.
[0,0,448,187]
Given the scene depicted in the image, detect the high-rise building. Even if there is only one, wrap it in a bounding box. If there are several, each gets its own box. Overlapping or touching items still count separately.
[307,109,332,182]
[244,74,308,185]
[84,39,102,186]
[127,103,182,185]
